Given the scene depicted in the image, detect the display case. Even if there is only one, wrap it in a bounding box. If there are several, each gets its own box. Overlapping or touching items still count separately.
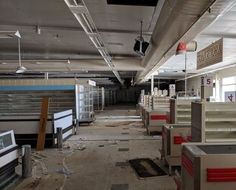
[0,110,74,147]
[191,102,236,143]
[145,107,169,134]
[93,87,105,112]
[152,96,169,110]
[0,130,18,188]
[169,98,199,124]
[182,143,236,190]
[78,85,95,123]
[162,124,191,173]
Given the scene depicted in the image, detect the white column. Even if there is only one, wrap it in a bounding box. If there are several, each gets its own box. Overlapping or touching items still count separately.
[151,75,154,95]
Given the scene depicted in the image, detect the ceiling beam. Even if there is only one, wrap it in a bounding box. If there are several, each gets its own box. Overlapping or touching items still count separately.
[0,58,144,72]
[0,24,152,36]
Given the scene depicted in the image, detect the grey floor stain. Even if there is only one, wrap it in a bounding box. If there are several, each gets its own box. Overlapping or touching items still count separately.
[121,132,129,135]
[115,162,129,167]
[120,139,129,142]
[118,148,129,151]
[111,184,129,190]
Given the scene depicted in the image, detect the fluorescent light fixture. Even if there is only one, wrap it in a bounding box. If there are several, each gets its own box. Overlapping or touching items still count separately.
[1,62,7,65]
[64,0,81,6]
[89,36,103,48]
[16,66,27,73]
[64,0,123,84]
[0,30,21,39]
[14,30,21,38]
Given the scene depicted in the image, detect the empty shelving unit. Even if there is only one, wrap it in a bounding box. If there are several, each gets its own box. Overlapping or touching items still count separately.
[191,101,236,143]
[145,96,170,134]
[162,124,191,174]
[169,98,199,124]
[93,87,105,112]
[182,143,236,190]
[0,79,96,124]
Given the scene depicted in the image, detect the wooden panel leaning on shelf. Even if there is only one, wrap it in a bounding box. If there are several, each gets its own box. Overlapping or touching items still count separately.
[191,101,236,143]
[162,124,191,174]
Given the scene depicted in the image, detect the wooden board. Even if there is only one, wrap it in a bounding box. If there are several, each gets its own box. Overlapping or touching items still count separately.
[36,97,49,151]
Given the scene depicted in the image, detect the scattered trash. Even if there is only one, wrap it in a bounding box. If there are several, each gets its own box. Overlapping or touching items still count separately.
[63,144,71,149]
[23,177,41,189]
[56,168,73,176]
[108,140,118,145]
[76,144,86,151]
[79,137,87,141]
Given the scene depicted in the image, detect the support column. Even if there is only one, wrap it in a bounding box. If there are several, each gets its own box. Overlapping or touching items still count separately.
[151,75,154,95]
[22,145,32,178]
[44,72,49,80]
[57,127,63,149]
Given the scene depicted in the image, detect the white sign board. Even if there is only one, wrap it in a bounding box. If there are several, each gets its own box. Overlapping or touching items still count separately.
[197,38,223,70]
[225,91,236,102]
[88,80,96,86]
[169,84,176,90]
[201,76,213,87]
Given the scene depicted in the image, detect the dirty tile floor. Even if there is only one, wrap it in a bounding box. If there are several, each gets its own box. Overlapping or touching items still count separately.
[9,106,176,190]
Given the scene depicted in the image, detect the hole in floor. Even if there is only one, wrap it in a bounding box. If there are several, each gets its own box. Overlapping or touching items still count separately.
[129,158,167,178]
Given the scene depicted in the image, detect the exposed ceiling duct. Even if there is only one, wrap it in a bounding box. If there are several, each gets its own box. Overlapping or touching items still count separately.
[135,0,236,83]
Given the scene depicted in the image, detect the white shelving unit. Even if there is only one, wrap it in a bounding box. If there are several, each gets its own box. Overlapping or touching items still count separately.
[169,98,199,124]
[152,96,169,110]
[78,84,95,123]
[191,101,236,143]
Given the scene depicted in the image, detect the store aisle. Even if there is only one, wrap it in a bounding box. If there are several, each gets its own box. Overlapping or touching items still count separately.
[10,106,176,190]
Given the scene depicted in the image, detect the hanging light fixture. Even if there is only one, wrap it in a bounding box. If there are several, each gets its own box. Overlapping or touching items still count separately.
[15,30,27,74]
[175,41,197,96]
[176,42,187,55]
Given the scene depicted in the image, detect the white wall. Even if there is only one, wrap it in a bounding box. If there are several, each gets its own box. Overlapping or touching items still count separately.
[184,66,236,101]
